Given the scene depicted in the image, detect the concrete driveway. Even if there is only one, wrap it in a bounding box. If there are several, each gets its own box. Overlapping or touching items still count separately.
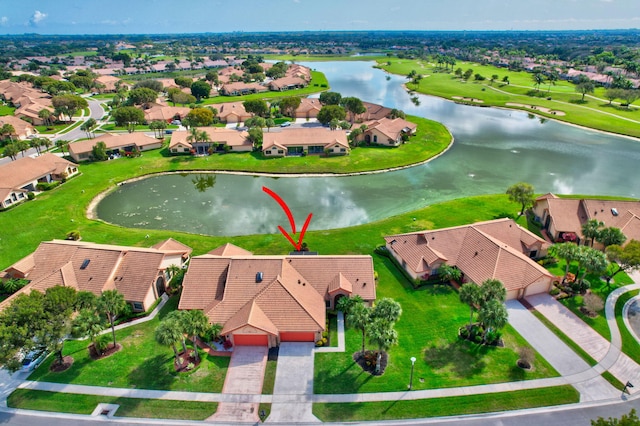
[267,342,319,423]
[507,299,619,402]
[210,345,267,423]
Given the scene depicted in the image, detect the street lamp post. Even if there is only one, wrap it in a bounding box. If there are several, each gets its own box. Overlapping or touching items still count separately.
[409,356,416,390]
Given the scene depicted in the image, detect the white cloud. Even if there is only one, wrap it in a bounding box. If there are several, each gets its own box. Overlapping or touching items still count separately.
[0,17,8,26]
[29,10,47,26]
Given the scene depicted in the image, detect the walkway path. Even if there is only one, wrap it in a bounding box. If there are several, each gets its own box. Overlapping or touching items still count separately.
[506,299,619,401]
[268,342,319,423]
[210,345,267,423]
[527,288,640,392]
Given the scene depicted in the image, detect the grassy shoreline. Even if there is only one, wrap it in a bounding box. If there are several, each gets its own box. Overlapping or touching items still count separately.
[375,58,640,139]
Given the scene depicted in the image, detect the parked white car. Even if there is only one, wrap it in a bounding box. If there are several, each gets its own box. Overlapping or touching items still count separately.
[20,350,46,373]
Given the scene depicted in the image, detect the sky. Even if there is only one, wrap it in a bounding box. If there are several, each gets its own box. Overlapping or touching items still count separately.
[0,0,639,35]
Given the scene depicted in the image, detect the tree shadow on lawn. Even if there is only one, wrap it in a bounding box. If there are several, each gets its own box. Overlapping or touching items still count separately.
[128,354,177,390]
[424,341,489,379]
[316,359,375,393]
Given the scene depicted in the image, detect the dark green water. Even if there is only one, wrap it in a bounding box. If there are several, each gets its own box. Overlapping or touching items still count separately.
[97,61,640,236]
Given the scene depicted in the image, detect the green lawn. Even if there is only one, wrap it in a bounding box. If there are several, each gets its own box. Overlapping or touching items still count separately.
[34,123,72,134]
[379,58,640,138]
[28,297,230,393]
[314,266,559,394]
[313,386,579,421]
[0,104,16,116]
[8,389,217,420]
[616,290,640,361]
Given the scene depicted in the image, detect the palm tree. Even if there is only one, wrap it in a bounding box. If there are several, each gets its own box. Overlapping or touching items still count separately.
[582,219,604,247]
[166,311,189,354]
[2,143,18,161]
[596,227,627,249]
[1,123,15,142]
[550,242,580,282]
[478,299,508,343]
[182,310,209,362]
[73,309,106,356]
[38,109,52,126]
[81,118,97,139]
[371,298,402,326]
[155,318,183,363]
[577,248,608,283]
[29,138,42,155]
[56,139,69,155]
[347,301,370,355]
[546,71,559,93]
[480,279,506,304]
[15,140,29,157]
[459,283,482,327]
[439,264,462,283]
[368,320,398,373]
[99,290,127,347]
[41,137,52,152]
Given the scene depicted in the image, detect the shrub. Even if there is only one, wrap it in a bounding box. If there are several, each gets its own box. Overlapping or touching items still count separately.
[459,326,470,339]
[96,334,110,353]
[549,287,560,296]
[66,230,81,240]
[36,181,60,191]
[518,346,535,368]
[27,192,35,200]
[484,330,501,345]
[583,292,604,315]
[222,340,233,350]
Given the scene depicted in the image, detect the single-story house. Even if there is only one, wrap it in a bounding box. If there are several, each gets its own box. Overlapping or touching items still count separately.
[14,98,55,126]
[384,218,554,300]
[0,116,36,140]
[216,102,252,124]
[268,76,308,92]
[68,133,162,162]
[179,243,376,347]
[1,239,192,312]
[95,75,124,93]
[356,102,393,122]
[168,127,253,155]
[358,117,417,147]
[143,104,191,123]
[0,153,79,209]
[286,64,312,81]
[295,98,322,120]
[220,82,267,96]
[533,193,640,248]
[262,128,349,157]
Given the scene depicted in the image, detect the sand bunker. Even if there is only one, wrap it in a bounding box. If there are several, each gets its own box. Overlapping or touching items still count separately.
[452,96,484,103]
[506,103,566,116]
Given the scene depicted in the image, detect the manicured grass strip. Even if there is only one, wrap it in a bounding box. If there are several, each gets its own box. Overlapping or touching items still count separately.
[7,389,217,420]
[258,403,271,421]
[602,371,625,391]
[0,104,16,116]
[616,290,640,361]
[262,356,277,395]
[328,313,338,347]
[530,310,598,367]
[313,386,579,422]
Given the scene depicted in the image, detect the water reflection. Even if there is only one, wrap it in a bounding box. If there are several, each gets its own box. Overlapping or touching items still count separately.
[97,61,640,236]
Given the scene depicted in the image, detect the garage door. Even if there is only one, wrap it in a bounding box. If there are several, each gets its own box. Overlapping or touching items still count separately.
[524,280,552,297]
[234,334,268,346]
[280,332,315,342]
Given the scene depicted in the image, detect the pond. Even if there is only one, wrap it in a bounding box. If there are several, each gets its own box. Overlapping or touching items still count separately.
[96,61,640,236]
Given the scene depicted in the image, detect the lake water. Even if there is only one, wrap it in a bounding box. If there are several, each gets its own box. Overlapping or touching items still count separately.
[96,61,640,236]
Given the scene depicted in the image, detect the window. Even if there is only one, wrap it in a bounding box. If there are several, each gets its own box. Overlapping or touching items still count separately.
[132,302,144,311]
[277,150,284,154]
[171,148,177,153]
[529,250,538,258]
[373,135,378,143]
[340,148,346,152]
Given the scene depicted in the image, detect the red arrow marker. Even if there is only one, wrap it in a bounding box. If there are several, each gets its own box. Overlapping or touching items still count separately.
[263,186,313,251]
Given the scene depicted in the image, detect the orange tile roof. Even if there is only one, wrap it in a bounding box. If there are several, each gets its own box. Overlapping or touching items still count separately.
[1,239,191,311]
[262,127,349,150]
[168,128,252,150]
[151,238,193,257]
[0,153,77,191]
[208,243,253,257]
[68,132,160,156]
[385,218,553,293]
[179,248,376,334]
